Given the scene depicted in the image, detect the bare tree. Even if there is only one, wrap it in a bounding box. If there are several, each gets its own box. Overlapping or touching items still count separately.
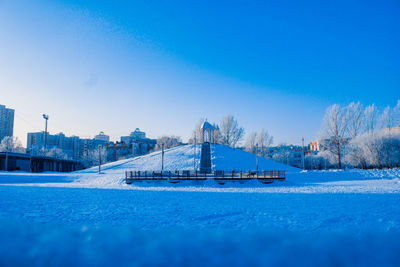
[0,137,24,153]
[245,132,257,153]
[155,136,182,150]
[347,102,364,137]
[319,104,350,169]
[364,104,378,134]
[87,147,107,167]
[47,148,67,159]
[381,100,400,133]
[256,128,273,157]
[219,115,244,147]
[394,100,400,127]
[272,144,291,165]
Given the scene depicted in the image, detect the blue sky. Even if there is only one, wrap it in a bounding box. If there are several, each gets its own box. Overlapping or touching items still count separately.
[1,0,399,145]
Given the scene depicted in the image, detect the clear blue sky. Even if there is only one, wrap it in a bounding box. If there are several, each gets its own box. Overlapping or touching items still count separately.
[1,0,399,146]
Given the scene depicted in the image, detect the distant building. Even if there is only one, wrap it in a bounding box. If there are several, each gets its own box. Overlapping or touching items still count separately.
[267,145,306,168]
[26,130,114,164]
[94,131,110,142]
[27,132,81,159]
[79,138,108,159]
[309,141,320,152]
[120,128,156,156]
[0,105,15,142]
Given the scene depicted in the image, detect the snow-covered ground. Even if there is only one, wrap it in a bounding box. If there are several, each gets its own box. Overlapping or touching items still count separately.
[1,145,400,266]
[1,144,399,193]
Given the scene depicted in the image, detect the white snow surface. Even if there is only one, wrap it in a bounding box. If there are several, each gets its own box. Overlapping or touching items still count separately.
[1,145,400,266]
[1,144,400,193]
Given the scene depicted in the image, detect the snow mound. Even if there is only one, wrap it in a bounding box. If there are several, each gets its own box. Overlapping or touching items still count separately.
[70,145,298,187]
[82,144,299,173]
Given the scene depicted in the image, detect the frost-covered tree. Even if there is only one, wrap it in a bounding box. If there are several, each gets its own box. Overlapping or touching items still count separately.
[219,115,244,148]
[272,144,291,165]
[0,136,25,153]
[345,131,400,169]
[394,100,400,127]
[381,101,400,133]
[32,147,68,159]
[256,128,273,157]
[364,104,378,134]
[44,147,68,159]
[245,132,257,153]
[86,147,107,166]
[155,136,182,150]
[347,102,364,137]
[319,104,350,169]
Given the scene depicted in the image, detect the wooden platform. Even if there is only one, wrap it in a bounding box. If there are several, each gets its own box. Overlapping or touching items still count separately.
[125,170,285,184]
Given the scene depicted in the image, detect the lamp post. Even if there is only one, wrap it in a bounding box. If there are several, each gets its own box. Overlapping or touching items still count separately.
[42,114,49,149]
[161,143,165,171]
[194,133,196,171]
[256,144,259,172]
[98,145,102,173]
[302,137,305,169]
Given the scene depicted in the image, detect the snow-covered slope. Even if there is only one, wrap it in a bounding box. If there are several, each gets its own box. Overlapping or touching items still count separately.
[81,144,298,173]
[70,144,298,187]
[2,144,399,193]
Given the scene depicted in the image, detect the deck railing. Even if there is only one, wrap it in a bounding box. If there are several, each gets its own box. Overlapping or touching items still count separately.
[125,170,285,184]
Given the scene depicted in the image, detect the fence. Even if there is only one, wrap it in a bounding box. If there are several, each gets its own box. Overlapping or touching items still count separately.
[125,170,285,184]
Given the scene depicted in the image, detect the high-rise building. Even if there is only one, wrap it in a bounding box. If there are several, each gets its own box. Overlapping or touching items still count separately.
[27,132,81,159]
[120,128,156,156]
[0,105,15,142]
[94,131,110,142]
[27,131,109,160]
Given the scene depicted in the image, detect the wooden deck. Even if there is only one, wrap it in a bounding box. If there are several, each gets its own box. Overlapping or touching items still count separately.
[125,170,285,184]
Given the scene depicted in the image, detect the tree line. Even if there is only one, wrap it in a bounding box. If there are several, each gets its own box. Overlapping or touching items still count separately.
[313,100,400,169]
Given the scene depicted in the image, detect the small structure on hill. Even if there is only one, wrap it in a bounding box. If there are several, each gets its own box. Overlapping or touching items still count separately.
[200,121,215,174]
[201,121,215,143]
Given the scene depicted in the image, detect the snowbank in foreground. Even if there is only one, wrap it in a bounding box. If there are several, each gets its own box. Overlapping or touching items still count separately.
[1,222,399,267]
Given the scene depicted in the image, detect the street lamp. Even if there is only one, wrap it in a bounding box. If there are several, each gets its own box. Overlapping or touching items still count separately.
[256,144,259,173]
[98,145,102,173]
[302,137,305,169]
[42,114,49,149]
[161,143,165,171]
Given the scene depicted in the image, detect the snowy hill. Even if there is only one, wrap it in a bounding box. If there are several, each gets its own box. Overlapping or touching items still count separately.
[82,144,299,173]
[70,144,298,187]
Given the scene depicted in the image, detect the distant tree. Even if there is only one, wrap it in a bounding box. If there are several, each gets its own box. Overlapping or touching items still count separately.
[212,123,223,144]
[380,101,400,133]
[347,102,364,137]
[45,147,68,159]
[272,144,291,165]
[244,132,257,153]
[364,104,378,134]
[219,115,244,147]
[87,147,107,167]
[319,104,350,169]
[256,128,273,157]
[155,136,182,150]
[32,147,68,159]
[394,100,400,127]
[345,131,400,169]
[0,136,24,153]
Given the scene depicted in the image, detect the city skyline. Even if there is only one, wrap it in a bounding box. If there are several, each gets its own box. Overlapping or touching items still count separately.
[1,0,399,146]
